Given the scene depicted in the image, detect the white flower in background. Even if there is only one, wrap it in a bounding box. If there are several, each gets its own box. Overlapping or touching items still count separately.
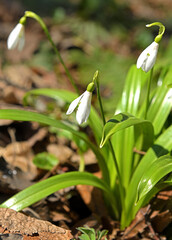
[66,90,92,125]
[136,41,159,73]
[7,23,25,51]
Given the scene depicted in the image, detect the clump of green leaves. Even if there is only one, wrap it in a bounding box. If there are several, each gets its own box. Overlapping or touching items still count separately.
[77,227,108,240]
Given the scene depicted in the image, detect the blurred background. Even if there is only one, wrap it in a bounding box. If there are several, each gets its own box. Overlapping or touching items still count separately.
[1,0,172,114]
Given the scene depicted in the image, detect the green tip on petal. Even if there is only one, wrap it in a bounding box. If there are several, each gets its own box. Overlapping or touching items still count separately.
[87,82,95,92]
[19,16,27,25]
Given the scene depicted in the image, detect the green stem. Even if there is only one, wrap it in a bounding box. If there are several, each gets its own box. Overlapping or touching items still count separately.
[24,11,79,95]
[145,68,153,119]
[78,151,85,172]
[95,73,124,198]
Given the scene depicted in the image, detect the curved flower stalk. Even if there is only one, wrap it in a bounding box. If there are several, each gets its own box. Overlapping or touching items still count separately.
[66,82,95,125]
[137,22,165,73]
[7,17,26,51]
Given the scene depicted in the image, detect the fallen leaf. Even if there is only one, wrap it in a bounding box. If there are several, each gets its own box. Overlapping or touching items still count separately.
[47,144,73,164]
[0,208,73,240]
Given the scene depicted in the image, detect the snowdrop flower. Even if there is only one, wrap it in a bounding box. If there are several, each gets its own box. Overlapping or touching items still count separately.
[66,82,95,125]
[7,23,25,51]
[137,22,165,73]
[136,41,159,73]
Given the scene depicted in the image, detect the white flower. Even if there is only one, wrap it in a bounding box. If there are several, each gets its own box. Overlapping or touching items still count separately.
[66,91,92,125]
[7,23,25,51]
[137,41,159,72]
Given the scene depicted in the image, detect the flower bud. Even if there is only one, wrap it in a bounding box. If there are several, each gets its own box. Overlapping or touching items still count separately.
[66,91,92,125]
[136,41,159,73]
[7,23,25,51]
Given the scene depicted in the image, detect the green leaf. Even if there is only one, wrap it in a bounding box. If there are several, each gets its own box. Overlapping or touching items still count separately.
[116,65,147,114]
[144,66,172,135]
[0,171,115,212]
[136,155,172,203]
[109,66,148,189]
[79,235,90,240]
[23,88,104,146]
[0,109,109,183]
[136,172,172,212]
[23,88,106,158]
[78,227,96,240]
[23,88,77,106]
[121,125,172,229]
[33,152,59,170]
[50,127,88,153]
[100,112,154,148]
[167,83,172,88]
[97,229,108,240]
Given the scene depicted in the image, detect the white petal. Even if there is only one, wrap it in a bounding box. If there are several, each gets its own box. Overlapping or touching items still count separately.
[136,41,159,72]
[137,49,148,69]
[144,43,159,72]
[7,23,24,50]
[76,91,92,124]
[66,93,84,115]
[18,32,25,51]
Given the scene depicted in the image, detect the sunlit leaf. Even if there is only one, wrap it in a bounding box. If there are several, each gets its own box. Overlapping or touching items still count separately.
[144,66,172,135]
[135,172,172,212]
[121,125,172,229]
[23,88,77,106]
[100,112,153,148]
[23,88,103,146]
[111,65,148,189]
[136,155,172,202]
[0,171,117,217]
[0,109,109,183]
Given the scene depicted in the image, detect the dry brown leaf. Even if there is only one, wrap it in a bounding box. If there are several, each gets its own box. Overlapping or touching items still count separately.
[47,144,73,164]
[122,207,148,239]
[0,157,33,194]
[0,208,73,240]
[150,190,172,233]
[0,128,47,175]
[151,210,172,233]
[77,172,108,217]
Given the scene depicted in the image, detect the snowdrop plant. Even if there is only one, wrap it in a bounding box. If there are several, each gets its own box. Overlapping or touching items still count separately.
[76,226,108,240]
[7,16,26,51]
[0,13,172,231]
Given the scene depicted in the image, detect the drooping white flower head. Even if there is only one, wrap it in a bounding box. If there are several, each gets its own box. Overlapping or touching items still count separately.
[136,41,159,73]
[66,90,92,125]
[7,23,25,51]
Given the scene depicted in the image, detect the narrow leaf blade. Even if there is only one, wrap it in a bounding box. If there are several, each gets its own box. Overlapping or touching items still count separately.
[0,109,109,183]
[136,155,172,202]
[0,172,111,211]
